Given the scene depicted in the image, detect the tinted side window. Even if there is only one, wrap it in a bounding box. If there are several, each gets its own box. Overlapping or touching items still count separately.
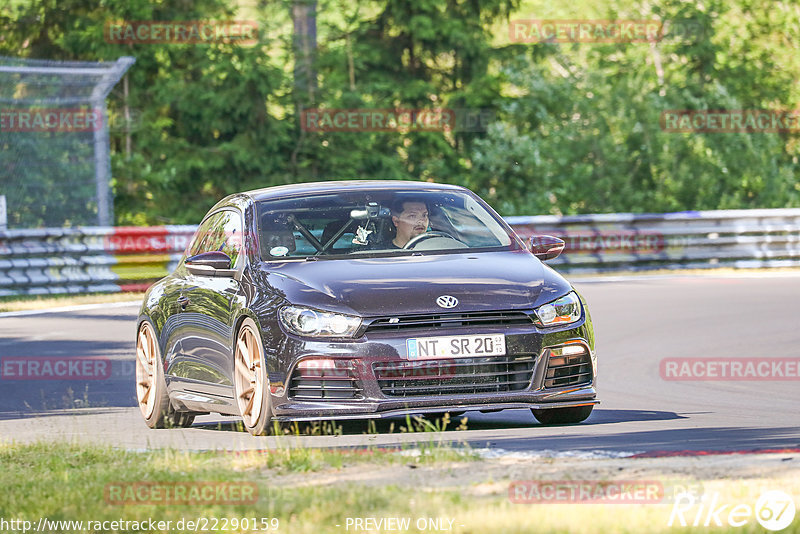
[186,212,224,258]
[186,210,244,266]
[215,211,244,266]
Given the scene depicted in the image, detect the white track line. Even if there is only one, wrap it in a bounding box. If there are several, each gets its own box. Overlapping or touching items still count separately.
[0,300,141,318]
[403,448,642,459]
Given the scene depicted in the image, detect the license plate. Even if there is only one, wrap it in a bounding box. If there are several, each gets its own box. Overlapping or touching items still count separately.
[406,334,506,360]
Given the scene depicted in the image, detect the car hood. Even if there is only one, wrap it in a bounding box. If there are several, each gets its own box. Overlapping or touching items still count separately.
[254,250,572,316]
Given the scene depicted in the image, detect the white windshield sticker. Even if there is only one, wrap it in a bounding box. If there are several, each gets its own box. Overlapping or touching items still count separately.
[270,246,289,257]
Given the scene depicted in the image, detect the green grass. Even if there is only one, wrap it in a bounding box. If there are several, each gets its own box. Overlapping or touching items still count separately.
[1,441,798,533]
[0,440,477,533]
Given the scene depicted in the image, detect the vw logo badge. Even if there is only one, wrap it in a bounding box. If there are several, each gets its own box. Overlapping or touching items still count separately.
[436,295,458,309]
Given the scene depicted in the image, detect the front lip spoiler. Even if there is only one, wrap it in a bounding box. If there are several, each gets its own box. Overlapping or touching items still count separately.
[272,399,599,422]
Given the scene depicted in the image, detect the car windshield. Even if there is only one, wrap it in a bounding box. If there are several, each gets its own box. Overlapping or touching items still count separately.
[256,189,516,260]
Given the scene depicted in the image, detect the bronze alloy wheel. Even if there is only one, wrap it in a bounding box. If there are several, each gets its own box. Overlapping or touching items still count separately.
[135,321,160,420]
[135,321,195,428]
[234,318,272,435]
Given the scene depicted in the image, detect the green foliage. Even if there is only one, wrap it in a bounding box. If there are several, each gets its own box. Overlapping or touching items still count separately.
[469,0,800,214]
[1,0,798,225]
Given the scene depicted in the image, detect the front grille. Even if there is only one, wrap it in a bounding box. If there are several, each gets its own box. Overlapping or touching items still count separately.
[365,310,533,333]
[373,355,535,397]
[544,350,592,388]
[288,361,363,400]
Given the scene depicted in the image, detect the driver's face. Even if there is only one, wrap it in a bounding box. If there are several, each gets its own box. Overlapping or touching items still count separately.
[392,202,429,246]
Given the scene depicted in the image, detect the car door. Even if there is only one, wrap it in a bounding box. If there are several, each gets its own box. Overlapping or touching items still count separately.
[174,209,245,400]
[157,272,190,376]
[161,213,223,387]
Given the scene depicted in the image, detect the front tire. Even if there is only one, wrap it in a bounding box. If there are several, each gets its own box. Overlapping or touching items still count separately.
[169,412,196,428]
[532,405,594,425]
[234,318,272,436]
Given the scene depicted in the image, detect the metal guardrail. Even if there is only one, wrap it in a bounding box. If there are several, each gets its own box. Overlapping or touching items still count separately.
[1,209,800,296]
[507,208,800,274]
[0,226,195,297]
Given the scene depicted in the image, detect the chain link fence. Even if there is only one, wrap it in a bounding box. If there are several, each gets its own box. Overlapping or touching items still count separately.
[0,56,134,229]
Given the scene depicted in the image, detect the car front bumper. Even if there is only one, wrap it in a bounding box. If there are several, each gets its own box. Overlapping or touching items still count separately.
[268,319,597,421]
[272,389,598,421]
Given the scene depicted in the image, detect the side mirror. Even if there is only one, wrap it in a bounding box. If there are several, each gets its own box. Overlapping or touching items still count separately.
[527,235,565,261]
[185,251,235,277]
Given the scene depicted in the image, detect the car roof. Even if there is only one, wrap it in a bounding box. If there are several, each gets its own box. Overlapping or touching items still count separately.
[243,180,468,202]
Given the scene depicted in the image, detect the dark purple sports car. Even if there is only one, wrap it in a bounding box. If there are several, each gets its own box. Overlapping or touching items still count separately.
[136,181,597,435]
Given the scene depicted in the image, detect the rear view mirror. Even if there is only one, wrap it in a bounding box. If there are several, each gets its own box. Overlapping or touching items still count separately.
[350,202,391,220]
[185,251,235,276]
[527,235,565,261]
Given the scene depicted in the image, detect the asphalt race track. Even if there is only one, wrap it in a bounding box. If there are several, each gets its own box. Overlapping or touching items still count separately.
[1,273,799,454]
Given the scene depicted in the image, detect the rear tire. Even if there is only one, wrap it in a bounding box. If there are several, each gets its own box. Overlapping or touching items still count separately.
[532,405,594,425]
[136,321,194,428]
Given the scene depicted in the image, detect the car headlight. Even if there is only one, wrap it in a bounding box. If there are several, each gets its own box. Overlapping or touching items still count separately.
[534,291,582,326]
[279,306,362,338]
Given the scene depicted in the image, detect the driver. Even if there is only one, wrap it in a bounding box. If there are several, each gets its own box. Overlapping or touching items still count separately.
[390,198,430,248]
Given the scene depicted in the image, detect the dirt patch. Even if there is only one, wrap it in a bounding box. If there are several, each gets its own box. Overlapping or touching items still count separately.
[271,452,800,496]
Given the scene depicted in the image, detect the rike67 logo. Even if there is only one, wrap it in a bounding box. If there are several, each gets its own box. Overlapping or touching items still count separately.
[669,490,796,531]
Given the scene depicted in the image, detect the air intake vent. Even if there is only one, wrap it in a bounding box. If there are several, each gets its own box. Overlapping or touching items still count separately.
[288,359,363,400]
[544,345,592,388]
[365,311,533,333]
[373,355,535,397]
